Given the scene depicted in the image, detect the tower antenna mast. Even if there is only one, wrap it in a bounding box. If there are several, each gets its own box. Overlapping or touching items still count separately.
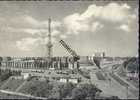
[47,18,53,58]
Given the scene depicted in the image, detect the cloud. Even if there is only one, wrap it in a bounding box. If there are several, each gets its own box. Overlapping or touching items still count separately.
[6,15,40,29]
[0,14,62,38]
[41,20,62,29]
[16,36,57,51]
[1,2,137,53]
[1,27,22,33]
[20,16,62,37]
[60,34,67,39]
[18,15,61,28]
[23,28,60,37]
[23,29,41,35]
[118,24,130,32]
[80,3,133,22]
[52,30,60,36]
[6,15,61,51]
[0,14,62,32]
[22,15,62,29]
[91,22,104,32]
[63,2,136,35]
[64,13,89,35]
[1,2,136,38]
[16,38,39,51]
[23,15,40,27]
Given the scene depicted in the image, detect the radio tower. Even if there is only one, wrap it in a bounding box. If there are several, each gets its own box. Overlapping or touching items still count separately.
[47,18,53,59]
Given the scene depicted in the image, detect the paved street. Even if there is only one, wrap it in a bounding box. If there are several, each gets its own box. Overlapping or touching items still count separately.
[90,62,138,99]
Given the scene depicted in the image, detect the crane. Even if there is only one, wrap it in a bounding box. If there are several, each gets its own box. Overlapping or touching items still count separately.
[59,40,80,69]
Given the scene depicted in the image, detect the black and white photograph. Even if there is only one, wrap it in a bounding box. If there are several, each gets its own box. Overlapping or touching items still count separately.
[0,0,139,99]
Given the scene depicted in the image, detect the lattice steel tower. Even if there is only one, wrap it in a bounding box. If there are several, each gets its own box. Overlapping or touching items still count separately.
[47,18,53,58]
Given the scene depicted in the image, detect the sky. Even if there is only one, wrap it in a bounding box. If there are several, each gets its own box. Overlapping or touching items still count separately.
[0,0,139,57]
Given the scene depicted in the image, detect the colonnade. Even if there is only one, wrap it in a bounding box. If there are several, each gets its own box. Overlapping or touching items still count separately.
[0,57,78,70]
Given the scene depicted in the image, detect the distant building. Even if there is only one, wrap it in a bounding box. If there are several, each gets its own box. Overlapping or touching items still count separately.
[93,52,105,57]
[21,72,30,79]
[59,77,79,84]
[126,71,139,80]
[59,78,67,83]
[69,78,79,84]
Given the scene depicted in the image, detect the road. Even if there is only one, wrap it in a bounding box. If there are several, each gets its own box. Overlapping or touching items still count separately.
[90,62,138,99]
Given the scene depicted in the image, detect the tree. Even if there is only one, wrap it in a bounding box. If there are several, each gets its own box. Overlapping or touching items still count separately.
[80,83,101,99]
[72,87,87,99]
[0,70,12,81]
[6,57,12,61]
[49,86,61,99]
[72,83,101,99]
[123,57,139,72]
[123,57,136,68]
[0,57,2,61]
[26,81,53,98]
[0,57,2,66]
[59,82,76,98]
[27,86,37,95]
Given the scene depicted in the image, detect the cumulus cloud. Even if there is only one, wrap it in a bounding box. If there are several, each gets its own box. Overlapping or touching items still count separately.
[20,15,61,28]
[23,29,41,35]
[7,15,61,51]
[80,3,133,22]
[22,16,62,34]
[1,2,136,37]
[22,15,62,29]
[0,14,62,45]
[0,14,62,33]
[51,30,60,36]
[41,20,61,29]
[16,38,39,51]
[22,16,62,37]
[64,13,89,35]
[91,22,104,32]
[23,28,60,37]
[118,24,130,32]
[23,15,39,27]
[60,34,67,39]
[63,2,136,35]
[1,2,137,52]
[16,37,56,51]
[1,27,23,33]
